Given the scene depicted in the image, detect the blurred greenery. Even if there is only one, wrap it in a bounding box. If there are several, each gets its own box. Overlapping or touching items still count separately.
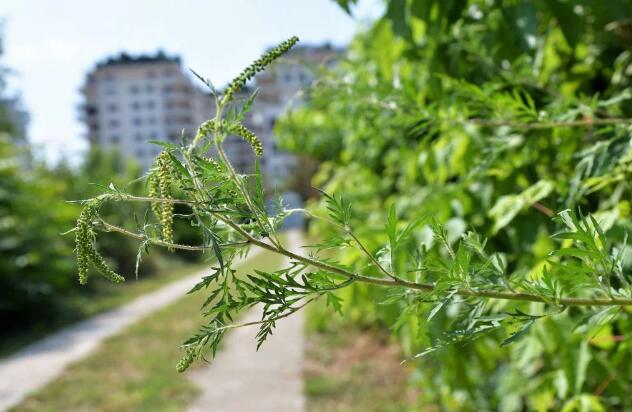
[278,0,632,410]
[0,33,203,353]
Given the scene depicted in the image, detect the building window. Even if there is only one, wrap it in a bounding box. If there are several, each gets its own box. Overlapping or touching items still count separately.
[85,105,98,116]
[110,135,120,143]
[136,149,144,157]
[135,133,144,142]
[106,103,118,112]
[162,85,174,94]
[129,85,140,94]
[132,117,143,126]
[105,86,117,96]
[146,84,154,93]
[108,119,120,128]
[131,101,141,110]
[146,70,156,79]
[146,101,156,109]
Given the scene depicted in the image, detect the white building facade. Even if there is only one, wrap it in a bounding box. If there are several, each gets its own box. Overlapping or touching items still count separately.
[80,52,215,170]
[80,45,342,187]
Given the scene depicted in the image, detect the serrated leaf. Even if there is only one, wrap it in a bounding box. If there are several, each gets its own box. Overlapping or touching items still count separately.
[427,289,457,321]
[501,320,534,347]
[326,292,343,314]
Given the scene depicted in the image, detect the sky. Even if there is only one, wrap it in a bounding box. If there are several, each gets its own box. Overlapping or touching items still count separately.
[2,0,382,162]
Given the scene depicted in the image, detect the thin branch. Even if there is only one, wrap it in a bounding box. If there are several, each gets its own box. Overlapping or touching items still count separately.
[470,117,632,129]
[102,194,233,214]
[346,230,401,281]
[283,208,401,281]
[99,219,248,251]
[531,202,555,217]
[205,213,632,307]
[101,194,196,207]
[214,131,282,249]
[213,297,315,332]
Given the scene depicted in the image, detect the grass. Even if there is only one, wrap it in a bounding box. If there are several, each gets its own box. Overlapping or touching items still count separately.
[304,302,420,412]
[12,247,285,412]
[0,259,207,358]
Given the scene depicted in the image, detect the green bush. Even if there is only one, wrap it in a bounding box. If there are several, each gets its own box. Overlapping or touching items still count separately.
[275,1,632,409]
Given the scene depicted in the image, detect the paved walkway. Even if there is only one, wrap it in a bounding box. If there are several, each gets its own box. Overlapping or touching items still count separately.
[187,230,305,412]
[0,248,263,412]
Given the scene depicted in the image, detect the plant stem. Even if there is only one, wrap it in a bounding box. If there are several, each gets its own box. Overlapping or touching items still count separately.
[200,212,632,307]
[213,297,315,332]
[99,220,248,251]
[346,229,400,281]
[101,193,632,307]
[470,117,632,129]
[284,208,403,281]
[213,124,282,249]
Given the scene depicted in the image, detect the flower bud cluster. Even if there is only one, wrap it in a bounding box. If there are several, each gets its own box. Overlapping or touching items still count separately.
[222,36,299,103]
[195,119,263,157]
[231,124,263,157]
[176,348,195,373]
[148,171,161,218]
[149,151,175,246]
[75,203,125,284]
[204,156,223,174]
[194,120,215,143]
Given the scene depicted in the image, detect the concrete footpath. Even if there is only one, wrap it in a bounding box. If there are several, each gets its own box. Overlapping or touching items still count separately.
[0,248,263,411]
[187,230,305,412]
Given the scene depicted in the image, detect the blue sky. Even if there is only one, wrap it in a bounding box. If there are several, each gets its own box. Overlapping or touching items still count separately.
[2,0,381,162]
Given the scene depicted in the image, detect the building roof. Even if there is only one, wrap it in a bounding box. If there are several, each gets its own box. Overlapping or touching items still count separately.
[265,42,346,55]
[96,50,181,68]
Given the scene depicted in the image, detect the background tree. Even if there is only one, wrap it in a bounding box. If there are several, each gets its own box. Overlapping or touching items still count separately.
[0,30,177,339]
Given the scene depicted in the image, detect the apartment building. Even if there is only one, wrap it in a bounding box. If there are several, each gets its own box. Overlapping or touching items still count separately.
[80,44,342,186]
[80,51,257,172]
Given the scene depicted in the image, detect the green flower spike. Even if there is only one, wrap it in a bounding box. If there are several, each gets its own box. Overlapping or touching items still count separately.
[222,36,299,104]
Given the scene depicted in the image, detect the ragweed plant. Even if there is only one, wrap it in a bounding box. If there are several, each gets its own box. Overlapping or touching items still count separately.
[75,199,125,285]
[148,151,175,246]
[73,36,632,372]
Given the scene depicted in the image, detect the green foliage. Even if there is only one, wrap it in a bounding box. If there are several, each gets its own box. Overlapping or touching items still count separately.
[70,5,632,410]
[0,30,194,347]
[270,1,632,409]
[0,142,156,336]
